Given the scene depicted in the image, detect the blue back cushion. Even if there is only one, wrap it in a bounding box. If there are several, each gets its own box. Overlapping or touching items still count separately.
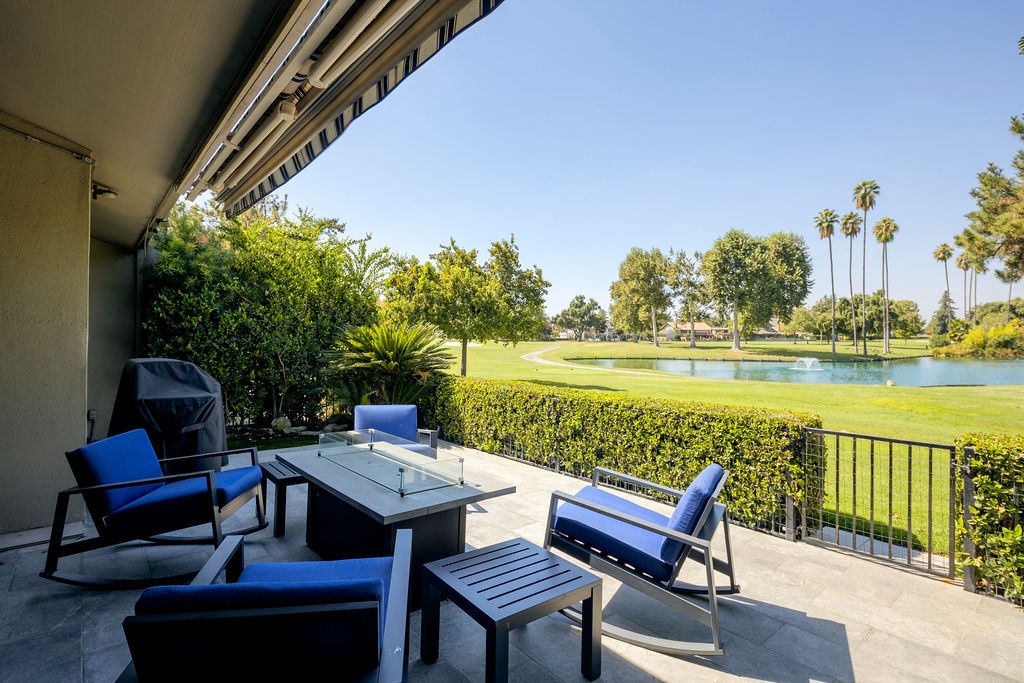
[660,463,724,563]
[353,404,417,443]
[65,428,164,517]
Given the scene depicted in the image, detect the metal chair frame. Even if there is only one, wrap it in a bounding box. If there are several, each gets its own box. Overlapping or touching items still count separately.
[41,446,267,588]
[544,466,739,656]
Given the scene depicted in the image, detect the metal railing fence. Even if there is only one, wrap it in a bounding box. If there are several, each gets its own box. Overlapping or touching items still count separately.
[801,428,956,578]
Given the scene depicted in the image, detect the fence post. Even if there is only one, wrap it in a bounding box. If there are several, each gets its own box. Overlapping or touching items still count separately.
[961,446,978,593]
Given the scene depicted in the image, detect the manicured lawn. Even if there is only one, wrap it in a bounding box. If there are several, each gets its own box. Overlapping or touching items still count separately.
[448,340,1024,444]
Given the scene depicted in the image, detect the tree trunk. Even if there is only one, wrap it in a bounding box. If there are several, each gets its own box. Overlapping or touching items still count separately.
[689,320,696,348]
[861,209,868,355]
[849,237,857,349]
[963,269,968,322]
[731,307,741,351]
[460,338,468,376]
[1008,282,1013,324]
[651,305,659,347]
[943,262,952,321]
[882,244,890,354]
[828,237,836,356]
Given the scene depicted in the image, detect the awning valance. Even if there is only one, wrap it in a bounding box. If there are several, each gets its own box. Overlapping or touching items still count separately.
[188,0,504,218]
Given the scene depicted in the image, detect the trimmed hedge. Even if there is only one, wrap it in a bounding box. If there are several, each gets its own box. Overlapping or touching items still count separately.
[425,377,821,528]
[956,433,1024,602]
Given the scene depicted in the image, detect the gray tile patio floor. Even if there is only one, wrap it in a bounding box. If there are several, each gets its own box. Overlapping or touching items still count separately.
[2,441,1023,682]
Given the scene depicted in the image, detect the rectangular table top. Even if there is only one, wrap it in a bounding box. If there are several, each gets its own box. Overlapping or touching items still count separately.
[423,538,601,628]
[277,445,516,525]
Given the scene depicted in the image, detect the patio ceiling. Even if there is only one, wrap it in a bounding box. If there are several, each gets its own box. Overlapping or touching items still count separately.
[0,0,503,249]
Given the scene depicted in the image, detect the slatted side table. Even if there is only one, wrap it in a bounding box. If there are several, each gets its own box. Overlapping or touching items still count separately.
[260,459,306,538]
[420,537,602,683]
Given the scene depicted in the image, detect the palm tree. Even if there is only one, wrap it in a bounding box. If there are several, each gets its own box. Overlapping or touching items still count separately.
[840,212,862,349]
[872,217,898,353]
[853,180,880,355]
[814,209,839,355]
[933,243,954,322]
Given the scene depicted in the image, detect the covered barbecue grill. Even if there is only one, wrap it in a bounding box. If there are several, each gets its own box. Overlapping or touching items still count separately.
[108,358,228,473]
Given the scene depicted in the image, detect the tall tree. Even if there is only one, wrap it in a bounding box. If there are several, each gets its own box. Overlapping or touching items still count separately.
[667,249,707,348]
[814,209,839,356]
[609,247,672,347]
[853,180,881,355]
[839,212,862,350]
[701,229,812,351]
[933,243,955,322]
[872,217,899,353]
[385,237,549,376]
[553,295,606,340]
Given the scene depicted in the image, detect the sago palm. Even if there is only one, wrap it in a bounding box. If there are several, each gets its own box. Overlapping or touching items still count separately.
[327,322,452,405]
[873,217,898,353]
[853,180,880,354]
[840,212,862,349]
[814,208,839,355]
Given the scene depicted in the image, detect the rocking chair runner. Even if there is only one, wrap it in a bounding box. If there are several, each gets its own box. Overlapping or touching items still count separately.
[544,463,739,656]
[41,428,267,588]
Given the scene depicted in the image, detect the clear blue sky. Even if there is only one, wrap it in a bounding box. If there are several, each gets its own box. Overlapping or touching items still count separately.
[271,0,1024,320]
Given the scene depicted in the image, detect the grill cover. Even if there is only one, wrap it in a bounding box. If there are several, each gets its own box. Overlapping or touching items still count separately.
[108,359,228,472]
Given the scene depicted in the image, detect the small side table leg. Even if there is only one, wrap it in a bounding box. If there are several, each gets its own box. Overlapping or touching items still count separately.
[486,622,510,683]
[420,577,442,664]
[273,482,287,538]
[581,585,602,680]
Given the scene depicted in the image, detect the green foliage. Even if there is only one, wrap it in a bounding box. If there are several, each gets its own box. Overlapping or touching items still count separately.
[701,230,813,350]
[927,292,955,336]
[609,247,672,345]
[426,377,822,528]
[553,295,606,340]
[933,319,1024,358]
[326,322,452,405]
[143,198,382,425]
[956,433,1024,602]
[384,236,549,375]
[667,249,708,347]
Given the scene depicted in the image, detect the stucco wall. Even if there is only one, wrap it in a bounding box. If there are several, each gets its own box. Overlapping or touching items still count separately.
[88,239,137,442]
[0,115,92,533]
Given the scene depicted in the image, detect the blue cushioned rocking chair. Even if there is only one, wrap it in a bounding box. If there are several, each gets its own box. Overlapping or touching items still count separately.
[41,428,267,588]
[544,464,739,656]
[119,529,413,682]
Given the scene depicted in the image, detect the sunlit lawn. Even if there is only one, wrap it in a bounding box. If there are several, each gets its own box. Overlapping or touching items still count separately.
[447,339,1024,444]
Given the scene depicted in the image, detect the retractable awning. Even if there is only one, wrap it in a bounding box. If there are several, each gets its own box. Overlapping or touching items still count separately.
[179,0,504,219]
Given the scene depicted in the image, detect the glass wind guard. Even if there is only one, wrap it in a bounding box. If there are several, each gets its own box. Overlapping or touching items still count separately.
[317,432,462,496]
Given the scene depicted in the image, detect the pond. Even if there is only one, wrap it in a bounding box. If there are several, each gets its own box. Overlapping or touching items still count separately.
[568,356,1024,386]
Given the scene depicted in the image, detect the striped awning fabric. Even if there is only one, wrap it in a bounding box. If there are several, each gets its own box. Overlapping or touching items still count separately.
[214,0,504,218]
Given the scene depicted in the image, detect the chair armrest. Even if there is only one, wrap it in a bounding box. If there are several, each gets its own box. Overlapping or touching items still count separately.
[378,529,412,683]
[164,446,259,468]
[416,428,438,449]
[62,470,216,495]
[191,535,246,585]
[549,490,710,550]
[592,466,686,500]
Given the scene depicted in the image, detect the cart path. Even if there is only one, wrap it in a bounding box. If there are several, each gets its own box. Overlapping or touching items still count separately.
[519,345,667,377]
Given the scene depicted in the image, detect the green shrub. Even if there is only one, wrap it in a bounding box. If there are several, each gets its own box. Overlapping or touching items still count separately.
[956,433,1024,602]
[325,322,451,406]
[425,377,821,528]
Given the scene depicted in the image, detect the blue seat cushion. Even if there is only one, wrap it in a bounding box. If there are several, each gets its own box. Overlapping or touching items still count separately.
[354,404,418,443]
[661,464,724,564]
[104,466,262,536]
[553,485,675,581]
[65,428,164,516]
